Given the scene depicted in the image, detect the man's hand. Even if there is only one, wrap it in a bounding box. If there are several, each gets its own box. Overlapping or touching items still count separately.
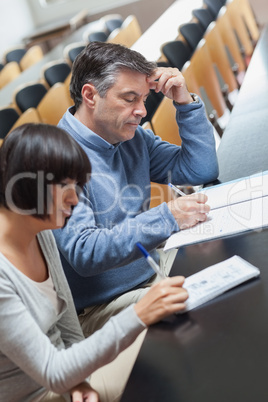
[167,193,210,229]
[147,67,193,105]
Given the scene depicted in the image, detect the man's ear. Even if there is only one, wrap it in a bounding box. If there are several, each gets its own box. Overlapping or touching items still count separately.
[81,83,98,109]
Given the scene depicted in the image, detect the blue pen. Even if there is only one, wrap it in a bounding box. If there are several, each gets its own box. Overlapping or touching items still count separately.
[168,182,186,197]
[136,242,166,279]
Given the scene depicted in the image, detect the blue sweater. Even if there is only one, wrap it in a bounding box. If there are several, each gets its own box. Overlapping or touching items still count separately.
[54,98,218,312]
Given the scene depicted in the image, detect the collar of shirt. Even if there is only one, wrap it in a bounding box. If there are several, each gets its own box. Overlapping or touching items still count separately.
[65,106,117,150]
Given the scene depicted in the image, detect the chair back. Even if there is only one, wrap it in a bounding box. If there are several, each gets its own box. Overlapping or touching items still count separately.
[108,15,142,47]
[234,0,260,44]
[10,108,41,131]
[181,61,202,97]
[0,107,20,139]
[0,62,21,89]
[204,22,238,93]
[88,31,108,42]
[161,40,192,69]
[121,15,142,44]
[182,61,224,136]
[226,0,254,58]
[217,7,246,74]
[100,14,123,33]
[142,121,173,209]
[4,46,26,64]
[151,97,181,146]
[14,82,47,113]
[140,90,164,126]
[19,46,43,71]
[64,42,86,64]
[42,60,71,87]
[189,39,227,119]
[192,8,215,31]
[203,0,224,18]
[179,22,205,52]
[37,83,73,125]
[105,17,123,33]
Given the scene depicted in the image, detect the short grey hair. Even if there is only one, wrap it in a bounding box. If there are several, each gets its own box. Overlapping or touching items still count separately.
[70,42,157,110]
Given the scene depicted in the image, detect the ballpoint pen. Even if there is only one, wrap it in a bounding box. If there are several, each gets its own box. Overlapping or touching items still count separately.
[168,182,186,197]
[136,242,166,279]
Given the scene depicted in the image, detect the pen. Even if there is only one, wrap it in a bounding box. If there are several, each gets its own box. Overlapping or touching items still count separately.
[136,242,166,279]
[168,182,186,197]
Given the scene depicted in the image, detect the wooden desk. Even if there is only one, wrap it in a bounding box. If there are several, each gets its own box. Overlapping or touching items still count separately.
[122,25,268,402]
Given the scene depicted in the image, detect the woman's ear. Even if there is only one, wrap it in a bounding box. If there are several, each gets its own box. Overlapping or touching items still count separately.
[81,83,98,109]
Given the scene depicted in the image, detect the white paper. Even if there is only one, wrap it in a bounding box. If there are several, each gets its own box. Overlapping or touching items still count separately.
[164,172,268,251]
[179,255,260,313]
[165,195,268,251]
[200,172,268,210]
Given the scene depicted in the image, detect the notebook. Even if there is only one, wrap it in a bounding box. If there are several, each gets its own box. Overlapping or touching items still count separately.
[164,171,268,251]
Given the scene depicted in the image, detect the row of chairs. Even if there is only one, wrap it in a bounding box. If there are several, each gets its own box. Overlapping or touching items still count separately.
[63,14,142,65]
[0,13,143,139]
[0,80,73,141]
[83,13,124,42]
[0,1,258,142]
[144,0,260,139]
[144,0,260,206]
[0,45,44,89]
[0,12,136,90]
[82,13,142,48]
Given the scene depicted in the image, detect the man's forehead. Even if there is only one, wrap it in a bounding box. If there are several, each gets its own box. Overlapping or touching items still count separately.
[112,69,150,92]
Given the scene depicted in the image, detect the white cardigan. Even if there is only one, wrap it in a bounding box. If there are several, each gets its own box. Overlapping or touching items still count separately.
[0,230,145,401]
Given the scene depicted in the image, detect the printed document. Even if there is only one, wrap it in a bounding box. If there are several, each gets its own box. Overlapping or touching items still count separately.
[179,255,260,312]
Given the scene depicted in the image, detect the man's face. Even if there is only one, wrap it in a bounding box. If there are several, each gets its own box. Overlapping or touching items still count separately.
[92,69,150,144]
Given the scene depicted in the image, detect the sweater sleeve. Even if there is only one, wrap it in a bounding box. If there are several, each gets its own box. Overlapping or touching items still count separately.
[54,197,179,276]
[54,97,218,276]
[0,273,145,395]
[147,96,219,186]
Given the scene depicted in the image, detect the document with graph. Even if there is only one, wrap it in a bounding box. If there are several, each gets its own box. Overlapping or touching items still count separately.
[164,171,268,251]
[179,255,260,313]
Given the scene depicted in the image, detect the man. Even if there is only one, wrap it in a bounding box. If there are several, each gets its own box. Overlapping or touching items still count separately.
[54,41,219,336]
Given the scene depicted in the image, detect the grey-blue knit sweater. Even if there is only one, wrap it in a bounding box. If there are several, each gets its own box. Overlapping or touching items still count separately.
[54,97,219,312]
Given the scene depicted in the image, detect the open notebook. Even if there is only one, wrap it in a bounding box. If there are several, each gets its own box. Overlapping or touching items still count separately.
[179,255,260,313]
[164,171,268,251]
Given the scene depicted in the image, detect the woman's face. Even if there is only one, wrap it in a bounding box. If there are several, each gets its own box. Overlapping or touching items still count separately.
[49,178,79,229]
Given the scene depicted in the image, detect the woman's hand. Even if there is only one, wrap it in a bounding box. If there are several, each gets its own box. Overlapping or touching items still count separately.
[70,381,99,402]
[134,276,188,325]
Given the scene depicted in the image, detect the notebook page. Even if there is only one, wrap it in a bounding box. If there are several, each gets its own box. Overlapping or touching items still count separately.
[179,255,260,313]
[164,195,268,251]
[200,172,268,210]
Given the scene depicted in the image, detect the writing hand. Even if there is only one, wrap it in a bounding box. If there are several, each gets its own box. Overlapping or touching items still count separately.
[167,193,210,229]
[134,276,188,325]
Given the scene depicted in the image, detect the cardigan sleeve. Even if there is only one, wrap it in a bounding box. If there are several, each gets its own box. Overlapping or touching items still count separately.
[0,271,145,394]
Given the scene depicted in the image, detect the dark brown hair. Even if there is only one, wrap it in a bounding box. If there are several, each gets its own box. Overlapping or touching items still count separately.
[0,123,91,219]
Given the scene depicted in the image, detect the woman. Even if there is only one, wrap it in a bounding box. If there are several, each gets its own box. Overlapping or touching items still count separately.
[0,123,188,402]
